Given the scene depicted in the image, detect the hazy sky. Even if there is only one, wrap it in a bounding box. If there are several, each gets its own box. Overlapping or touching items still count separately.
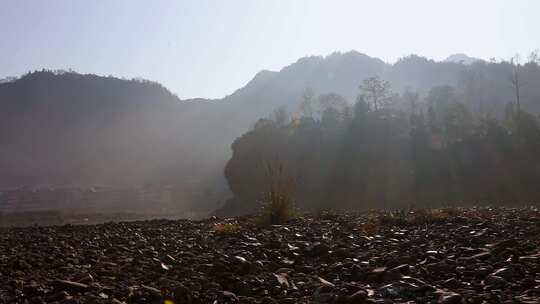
[1,0,538,98]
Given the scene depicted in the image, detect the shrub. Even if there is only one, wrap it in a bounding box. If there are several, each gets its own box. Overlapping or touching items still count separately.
[378,209,409,226]
[213,221,241,234]
[439,207,462,218]
[358,207,463,234]
[407,207,463,224]
[358,220,381,235]
[257,162,297,225]
[315,208,339,220]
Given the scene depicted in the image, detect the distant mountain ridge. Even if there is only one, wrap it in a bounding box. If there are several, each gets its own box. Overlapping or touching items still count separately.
[0,76,17,84]
[1,51,539,213]
[444,53,482,65]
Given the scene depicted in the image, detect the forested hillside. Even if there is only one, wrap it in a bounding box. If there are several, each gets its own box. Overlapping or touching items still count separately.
[0,71,226,211]
[221,57,540,215]
[1,52,539,214]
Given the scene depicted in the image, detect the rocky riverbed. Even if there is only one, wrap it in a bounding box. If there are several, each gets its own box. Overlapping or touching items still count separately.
[1,207,539,303]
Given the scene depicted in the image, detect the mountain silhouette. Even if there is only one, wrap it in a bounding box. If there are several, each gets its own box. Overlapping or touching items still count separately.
[1,52,539,213]
[444,53,482,65]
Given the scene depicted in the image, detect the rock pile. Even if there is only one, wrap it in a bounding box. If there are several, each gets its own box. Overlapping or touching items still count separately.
[1,207,539,303]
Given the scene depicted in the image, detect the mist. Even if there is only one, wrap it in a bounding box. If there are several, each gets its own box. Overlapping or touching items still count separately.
[1,2,540,304]
[1,52,539,221]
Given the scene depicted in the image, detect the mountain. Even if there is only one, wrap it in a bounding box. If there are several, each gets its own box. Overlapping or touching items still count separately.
[0,71,226,212]
[0,76,17,84]
[1,52,539,214]
[444,53,482,65]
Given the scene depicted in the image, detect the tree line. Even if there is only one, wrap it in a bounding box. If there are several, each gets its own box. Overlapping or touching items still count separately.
[223,58,540,214]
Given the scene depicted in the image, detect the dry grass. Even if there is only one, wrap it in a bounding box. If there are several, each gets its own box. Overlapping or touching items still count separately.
[213,221,241,234]
[358,207,463,235]
[257,162,297,225]
[407,207,463,224]
[315,208,340,220]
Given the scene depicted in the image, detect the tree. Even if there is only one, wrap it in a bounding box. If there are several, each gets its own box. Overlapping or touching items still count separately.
[317,93,348,120]
[510,54,525,121]
[409,112,431,204]
[528,49,539,65]
[321,106,341,131]
[442,101,473,143]
[354,96,370,119]
[271,105,290,126]
[359,76,393,111]
[403,87,420,115]
[299,87,316,118]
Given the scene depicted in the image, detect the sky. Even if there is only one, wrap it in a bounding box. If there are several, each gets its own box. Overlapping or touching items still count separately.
[1,0,539,99]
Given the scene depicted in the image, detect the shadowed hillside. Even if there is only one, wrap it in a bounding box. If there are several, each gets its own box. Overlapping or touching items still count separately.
[1,52,540,214]
[0,71,226,212]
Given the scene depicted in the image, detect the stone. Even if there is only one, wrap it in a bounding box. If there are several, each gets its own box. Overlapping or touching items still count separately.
[54,280,90,293]
[437,291,462,304]
[346,290,367,303]
[483,275,507,288]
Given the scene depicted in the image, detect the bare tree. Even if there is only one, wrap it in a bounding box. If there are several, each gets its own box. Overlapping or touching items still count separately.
[528,49,539,65]
[403,87,420,115]
[271,105,290,126]
[510,54,525,121]
[299,87,316,118]
[359,76,393,111]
